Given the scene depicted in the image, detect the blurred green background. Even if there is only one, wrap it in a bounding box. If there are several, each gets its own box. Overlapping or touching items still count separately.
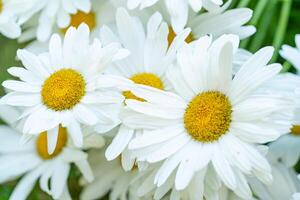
[1,0,300,199]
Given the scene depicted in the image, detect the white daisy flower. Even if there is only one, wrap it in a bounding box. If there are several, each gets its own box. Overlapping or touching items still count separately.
[98,8,190,170]
[280,34,300,72]
[126,0,223,33]
[0,24,128,153]
[120,34,295,198]
[0,106,104,200]
[20,0,117,49]
[0,0,36,38]
[145,0,255,41]
[80,148,146,200]
[19,0,92,42]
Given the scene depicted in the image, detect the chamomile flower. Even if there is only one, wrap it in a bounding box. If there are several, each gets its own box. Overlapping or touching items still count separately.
[20,0,92,42]
[127,0,223,33]
[80,148,146,200]
[98,8,190,170]
[121,34,295,198]
[0,106,104,200]
[0,24,128,153]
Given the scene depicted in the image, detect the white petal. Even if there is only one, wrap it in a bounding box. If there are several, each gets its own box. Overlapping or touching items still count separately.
[105,125,134,161]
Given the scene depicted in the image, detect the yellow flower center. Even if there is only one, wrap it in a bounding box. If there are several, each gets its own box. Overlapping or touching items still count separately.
[123,73,164,101]
[36,125,68,160]
[41,69,86,111]
[291,125,300,136]
[61,11,96,33]
[168,27,194,46]
[184,91,232,143]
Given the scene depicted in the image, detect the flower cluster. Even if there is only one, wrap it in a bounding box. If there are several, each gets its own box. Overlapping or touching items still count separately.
[0,0,300,200]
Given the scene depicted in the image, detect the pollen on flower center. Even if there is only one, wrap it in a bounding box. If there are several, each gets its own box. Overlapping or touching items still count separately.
[61,11,96,33]
[36,125,68,160]
[123,73,164,101]
[168,26,194,46]
[184,91,232,143]
[41,69,86,111]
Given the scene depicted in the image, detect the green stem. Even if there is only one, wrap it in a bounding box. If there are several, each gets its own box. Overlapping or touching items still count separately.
[271,0,292,62]
[237,0,251,8]
[247,0,277,51]
[240,0,270,50]
[250,0,268,26]
[281,61,292,73]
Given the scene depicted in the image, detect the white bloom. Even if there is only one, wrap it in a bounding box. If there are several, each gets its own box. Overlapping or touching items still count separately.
[121,34,295,198]
[20,0,117,46]
[249,151,300,200]
[98,8,190,170]
[127,0,223,33]
[19,0,92,42]
[0,106,103,200]
[0,0,35,38]
[0,24,128,153]
[80,149,146,200]
[280,34,300,72]
[144,0,255,39]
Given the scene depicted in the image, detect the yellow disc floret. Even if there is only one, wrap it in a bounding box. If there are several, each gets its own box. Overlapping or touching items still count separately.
[36,125,68,160]
[41,69,86,111]
[184,91,232,143]
[61,11,96,33]
[291,125,300,136]
[168,27,194,46]
[123,73,164,101]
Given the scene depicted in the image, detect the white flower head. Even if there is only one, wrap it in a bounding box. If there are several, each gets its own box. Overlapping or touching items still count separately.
[0,24,129,154]
[19,0,92,42]
[0,106,104,200]
[141,0,255,40]
[121,34,295,198]
[98,8,190,170]
[127,0,223,33]
[20,0,117,44]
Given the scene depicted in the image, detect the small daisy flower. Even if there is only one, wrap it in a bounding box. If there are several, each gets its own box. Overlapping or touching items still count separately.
[0,106,104,200]
[280,34,300,72]
[20,0,92,42]
[127,0,223,33]
[98,8,190,170]
[80,148,145,200]
[0,24,128,153]
[121,34,295,198]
